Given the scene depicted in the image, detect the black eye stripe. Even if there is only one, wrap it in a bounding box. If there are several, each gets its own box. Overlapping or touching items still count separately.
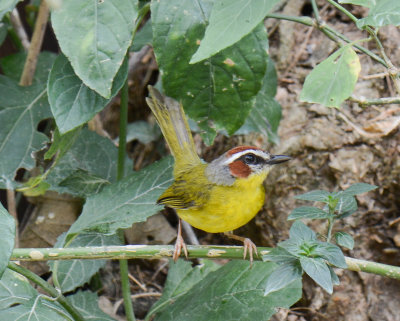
[239,153,265,165]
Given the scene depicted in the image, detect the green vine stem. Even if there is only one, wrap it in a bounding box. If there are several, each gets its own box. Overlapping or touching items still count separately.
[8,262,85,321]
[10,245,400,280]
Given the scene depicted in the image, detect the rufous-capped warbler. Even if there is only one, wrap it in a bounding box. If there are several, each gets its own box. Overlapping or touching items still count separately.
[146,86,290,262]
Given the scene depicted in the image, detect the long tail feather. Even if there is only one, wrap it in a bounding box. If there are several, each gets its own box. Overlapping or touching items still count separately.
[146,86,200,168]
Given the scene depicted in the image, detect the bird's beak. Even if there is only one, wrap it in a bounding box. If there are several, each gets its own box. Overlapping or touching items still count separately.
[267,154,291,165]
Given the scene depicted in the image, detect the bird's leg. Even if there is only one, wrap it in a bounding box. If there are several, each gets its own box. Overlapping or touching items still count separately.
[223,232,258,265]
[173,219,188,261]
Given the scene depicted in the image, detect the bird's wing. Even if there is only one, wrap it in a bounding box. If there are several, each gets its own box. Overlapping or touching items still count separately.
[157,166,212,210]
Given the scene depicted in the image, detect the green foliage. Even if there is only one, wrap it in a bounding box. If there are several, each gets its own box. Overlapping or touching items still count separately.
[147,260,302,321]
[0,0,20,20]
[0,76,51,188]
[357,0,400,27]
[0,269,113,320]
[274,183,377,293]
[67,156,173,237]
[47,54,128,133]
[51,0,137,98]
[0,204,15,278]
[152,0,269,143]
[190,0,280,63]
[300,46,361,108]
[49,232,121,293]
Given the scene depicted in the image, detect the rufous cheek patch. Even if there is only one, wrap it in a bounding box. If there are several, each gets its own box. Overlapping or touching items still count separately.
[229,160,251,178]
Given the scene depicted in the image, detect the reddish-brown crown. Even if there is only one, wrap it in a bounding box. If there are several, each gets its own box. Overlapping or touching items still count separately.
[226,145,262,156]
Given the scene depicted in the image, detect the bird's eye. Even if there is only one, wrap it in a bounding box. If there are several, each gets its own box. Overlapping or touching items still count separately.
[244,154,256,165]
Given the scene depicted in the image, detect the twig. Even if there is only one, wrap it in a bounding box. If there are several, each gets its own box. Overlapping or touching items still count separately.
[6,189,18,247]
[10,245,400,280]
[19,0,49,86]
[349,96,400,106]
[9,9,30,51]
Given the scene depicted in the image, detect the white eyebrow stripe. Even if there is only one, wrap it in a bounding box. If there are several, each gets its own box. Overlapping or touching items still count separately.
[223,149,269,165]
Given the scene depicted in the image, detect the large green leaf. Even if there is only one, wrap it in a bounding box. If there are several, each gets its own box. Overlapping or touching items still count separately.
[0,0,20,20]
[48,54,128,133]
[49,233,121,293]
[152,0,268,141]
[147,260,220,319]
[51,0,137,98]
[0,269,37,309]
[190,0,279,63]
[357,0,400,27]
[45,128,122,196]
[300,46,361,108]
[0,299,66,321]
[0,204,15,277]
[68,291,116,321]
[0,51,57,85]
[263,262,302,296]
[236,57,281,144]
[151,261,301,321]
[0,76,51,188]
[67,156,173,236]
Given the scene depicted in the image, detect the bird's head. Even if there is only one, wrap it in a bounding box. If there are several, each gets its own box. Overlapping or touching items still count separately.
[205,146,291,186]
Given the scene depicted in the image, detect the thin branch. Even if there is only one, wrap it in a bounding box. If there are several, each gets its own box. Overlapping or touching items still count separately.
[9,9,30,51]
[6,189,18,247]
[10,245,400,280]
[19,0,49,86]
[349,96,400,106]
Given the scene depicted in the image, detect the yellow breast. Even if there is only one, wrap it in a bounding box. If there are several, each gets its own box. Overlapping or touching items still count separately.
[176,172,268,233]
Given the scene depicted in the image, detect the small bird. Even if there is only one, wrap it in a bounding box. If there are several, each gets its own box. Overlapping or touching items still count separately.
[146,86,290,262]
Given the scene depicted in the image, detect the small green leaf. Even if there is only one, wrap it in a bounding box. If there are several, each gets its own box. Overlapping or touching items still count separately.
[294,190,330,202]
[288,206,331,220]
[313,242,347,268]
[328,265,340,286]
[338,0,375,8]
[264,262,303,296]
[335,231,355,250]
[300,46,361,108]
[48,54,128,133]
[67,157,173,237]
[51,0,137,98]
[289,221,316,242]
[342,183,378,196]
[68,291,116,321]
[148,261,301,321]
[262,247,297,264]
[190,0,280,63]
[0,0,21,20]
[45,127,82,161]
[49,233,121,293]
[335,195,358,218]
[300,257,333,294]
[0,204,15,278]
[357,0,400,27]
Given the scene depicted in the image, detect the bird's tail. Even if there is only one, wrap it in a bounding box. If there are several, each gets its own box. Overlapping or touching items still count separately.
[146,86,200,168]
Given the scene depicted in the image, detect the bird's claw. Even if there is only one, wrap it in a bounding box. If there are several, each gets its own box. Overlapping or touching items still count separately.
[243,238,258,266]
[173,234,188,262]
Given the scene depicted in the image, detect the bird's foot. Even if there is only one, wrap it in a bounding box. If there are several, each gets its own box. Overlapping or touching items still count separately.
[173,234,188,261]
[242,238,258,265]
